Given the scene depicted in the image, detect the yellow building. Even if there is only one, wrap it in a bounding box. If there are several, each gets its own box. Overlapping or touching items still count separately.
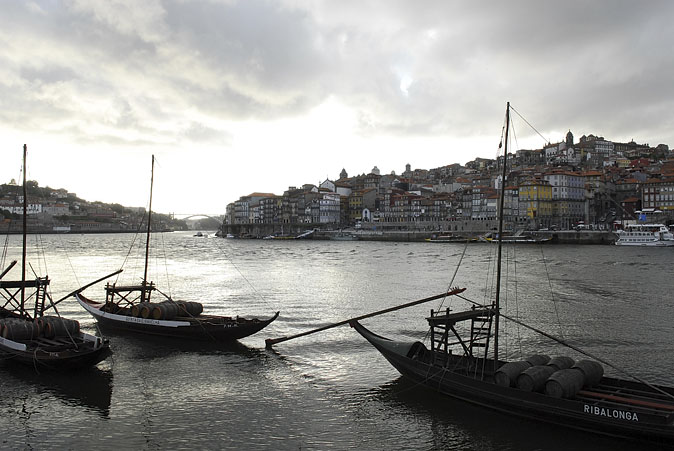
[518,178,553,226]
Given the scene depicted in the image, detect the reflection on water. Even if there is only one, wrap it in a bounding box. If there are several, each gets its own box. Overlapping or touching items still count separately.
[0,365,112,417]
[0,233,672,449]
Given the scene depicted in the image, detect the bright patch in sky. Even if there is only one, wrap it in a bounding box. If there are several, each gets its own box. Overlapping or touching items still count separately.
[399,75,413,96]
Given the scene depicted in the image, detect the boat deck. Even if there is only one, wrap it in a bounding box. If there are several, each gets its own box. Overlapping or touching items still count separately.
[576,379,674,420]
[26,336,88,352]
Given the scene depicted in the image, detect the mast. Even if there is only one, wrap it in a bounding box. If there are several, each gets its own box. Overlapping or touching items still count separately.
[141,155,155,302]
[20,144,28,317]
[493,102,510,367]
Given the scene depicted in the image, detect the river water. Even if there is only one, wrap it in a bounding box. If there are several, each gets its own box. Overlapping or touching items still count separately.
[0,232,672,450]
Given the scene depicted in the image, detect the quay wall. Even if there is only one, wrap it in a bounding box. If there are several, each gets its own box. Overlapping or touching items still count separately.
[224,223,616,244]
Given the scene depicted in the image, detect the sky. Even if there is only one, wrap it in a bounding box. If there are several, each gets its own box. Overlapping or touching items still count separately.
[2,1,674,215]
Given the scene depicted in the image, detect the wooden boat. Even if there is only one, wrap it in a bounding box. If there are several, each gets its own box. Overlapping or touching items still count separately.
[0,145,111,370]
[76,155,279,342]
[349,104,674,445]
[425,234,477,243]
[479,230,552,244]
[76,286,279,341]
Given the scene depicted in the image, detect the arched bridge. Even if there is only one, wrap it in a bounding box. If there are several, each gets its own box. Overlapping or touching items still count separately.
[171,214,224,221]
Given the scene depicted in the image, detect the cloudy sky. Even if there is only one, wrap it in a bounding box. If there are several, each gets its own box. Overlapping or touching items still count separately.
[2,1,673,215]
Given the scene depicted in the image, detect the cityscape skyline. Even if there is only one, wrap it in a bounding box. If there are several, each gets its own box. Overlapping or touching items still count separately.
[2,2,674,215]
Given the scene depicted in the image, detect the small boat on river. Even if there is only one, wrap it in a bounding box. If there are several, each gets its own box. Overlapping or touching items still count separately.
[425,234,477,243]
[0,145,111,370]
[76,155,278,342]
[614,224,674,247]
[350,104,674,445]
[480,230,552,244]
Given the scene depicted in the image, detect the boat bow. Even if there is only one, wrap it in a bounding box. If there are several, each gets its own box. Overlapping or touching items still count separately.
[350,320,426,360]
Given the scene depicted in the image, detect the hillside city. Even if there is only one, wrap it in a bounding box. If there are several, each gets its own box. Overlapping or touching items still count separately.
[224,131,674,235]
[0,181,190,233]
[3,131,673,237]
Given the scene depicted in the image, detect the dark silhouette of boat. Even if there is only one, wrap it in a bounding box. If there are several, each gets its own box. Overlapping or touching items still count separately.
[350,104,674,445]
[0,145,111,370]
[76,155,278,342]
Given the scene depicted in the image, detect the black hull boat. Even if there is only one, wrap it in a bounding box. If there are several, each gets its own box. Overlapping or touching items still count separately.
[0,331,111,370]
[77,155,279,343]
[77,292,278,342]
[347,104,674,446]
[0,145,111,371]
[351,320,674,445]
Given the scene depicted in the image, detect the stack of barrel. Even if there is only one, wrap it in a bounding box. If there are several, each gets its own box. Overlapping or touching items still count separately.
[0,316,80,341]
[495,355,604,398]
[128,301,203,320]
[175,301,203,317]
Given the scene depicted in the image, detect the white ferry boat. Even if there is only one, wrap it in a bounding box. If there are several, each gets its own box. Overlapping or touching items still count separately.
[614,224,674,246]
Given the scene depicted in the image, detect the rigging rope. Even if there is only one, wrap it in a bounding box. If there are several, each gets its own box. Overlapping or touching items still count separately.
[0,225,9,270]
[160,232,172,298]
[57,233,81,288]
[512,245,522,358]
[214,238,273,308]
[540,246,565,340]
[510,105,550,144]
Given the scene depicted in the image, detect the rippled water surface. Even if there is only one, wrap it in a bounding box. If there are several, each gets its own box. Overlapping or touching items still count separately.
[0,232,672,450]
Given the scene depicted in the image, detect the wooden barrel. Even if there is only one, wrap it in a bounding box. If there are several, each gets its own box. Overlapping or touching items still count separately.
[37,316,58,338]
[495,361,531,387]
[140,303,154,319]
[151,302,179,320]
[547,356,574,371]
[175,301,188,316]
[526,354,550,366]
[545,368,585,398]
[131,302,149,318]
[184,302,203,317]
[42,317,80,338]
[572,360,604,386]
[516,365,556,392]
[2,321,40,341]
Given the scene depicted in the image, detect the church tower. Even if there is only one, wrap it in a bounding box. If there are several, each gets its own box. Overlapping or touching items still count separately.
[566,130,574,147]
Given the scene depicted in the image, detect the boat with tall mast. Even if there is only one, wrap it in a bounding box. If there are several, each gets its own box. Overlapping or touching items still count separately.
[0,145,112,370]
[76,155,279,341]
[349,104,674,445]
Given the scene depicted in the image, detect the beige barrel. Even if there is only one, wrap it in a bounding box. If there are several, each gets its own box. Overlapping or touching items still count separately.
[41,316,80,338]
[131,302,151,318]
[2,320,41,341]
[140,303,154,319]
[151,302,179,320]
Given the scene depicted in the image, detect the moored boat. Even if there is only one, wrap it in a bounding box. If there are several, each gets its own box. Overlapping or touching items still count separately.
[425,234,477,243]
[614,224,674,246]
[0,145,111,370]
[480,230,552,244]
[76,288,278,341]
[77,155,279,342]
[349,104,674,445]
